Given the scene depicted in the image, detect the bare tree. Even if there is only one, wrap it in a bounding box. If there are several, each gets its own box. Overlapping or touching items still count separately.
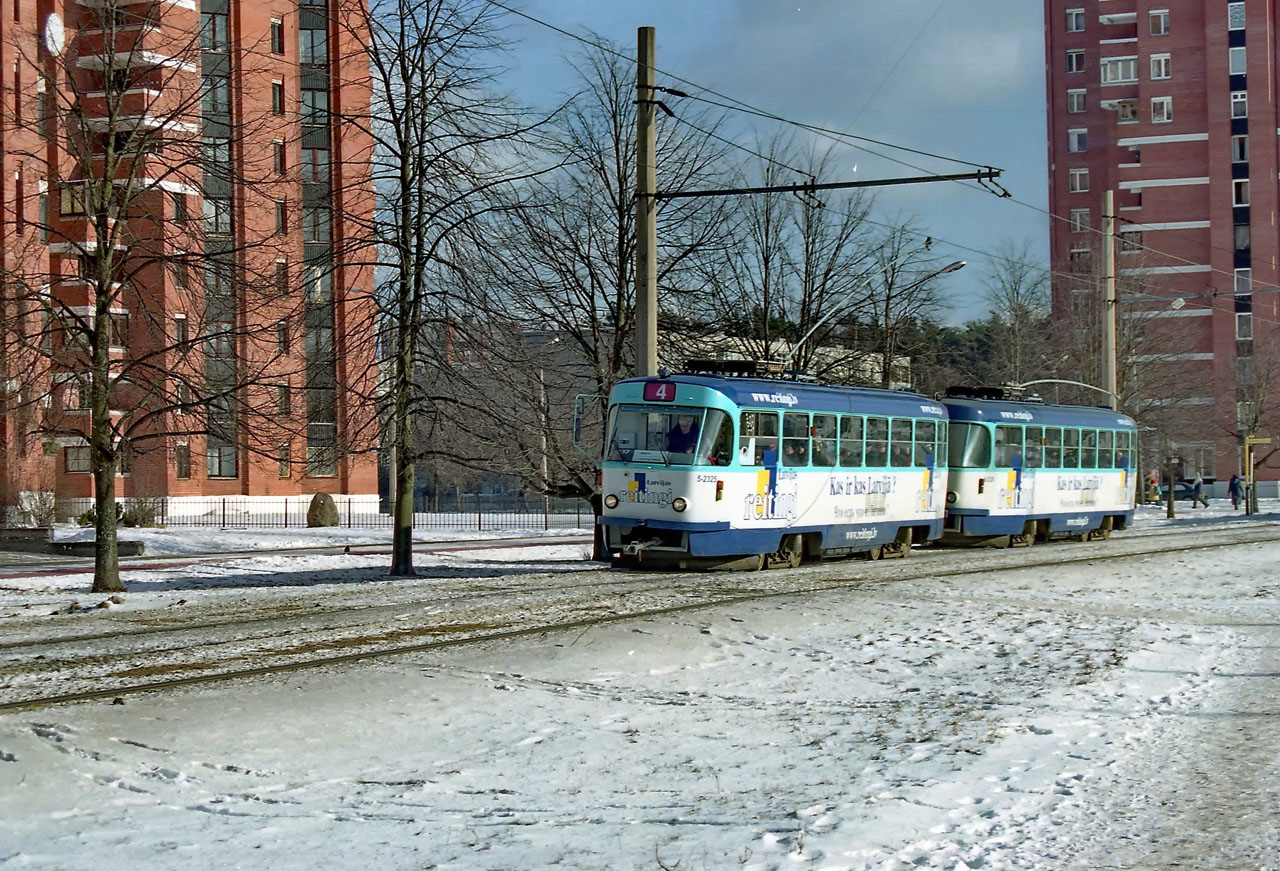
[422,38,734,501]
[333,0,552,575]
[981,237,1051,385]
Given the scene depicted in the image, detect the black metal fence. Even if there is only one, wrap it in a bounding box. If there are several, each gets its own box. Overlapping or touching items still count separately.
[56,496,593,532]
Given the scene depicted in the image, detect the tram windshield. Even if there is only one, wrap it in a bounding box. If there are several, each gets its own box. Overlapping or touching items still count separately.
[605,406,734,466]
[948,422,992,468]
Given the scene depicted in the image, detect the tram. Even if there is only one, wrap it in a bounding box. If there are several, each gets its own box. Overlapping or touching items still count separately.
[940,387,1138,545]
[599,362,949,569]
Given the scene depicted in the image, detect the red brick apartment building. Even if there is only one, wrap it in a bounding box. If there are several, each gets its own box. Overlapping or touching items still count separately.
[1045,0,1279,480]
[0,0,378,517]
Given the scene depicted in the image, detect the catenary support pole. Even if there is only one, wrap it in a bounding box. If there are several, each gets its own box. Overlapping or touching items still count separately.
[1102,189,1118,410]
[634,26,658,377]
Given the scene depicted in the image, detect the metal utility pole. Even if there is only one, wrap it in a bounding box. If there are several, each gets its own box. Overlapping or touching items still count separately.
[634,26,658,377]
[1102,189,1118,409]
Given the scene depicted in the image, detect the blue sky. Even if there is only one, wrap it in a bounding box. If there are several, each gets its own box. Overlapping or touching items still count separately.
[501,0,1049,324]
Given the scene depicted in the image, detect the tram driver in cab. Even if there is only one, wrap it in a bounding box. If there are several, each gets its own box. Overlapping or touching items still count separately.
[666,414,700,454]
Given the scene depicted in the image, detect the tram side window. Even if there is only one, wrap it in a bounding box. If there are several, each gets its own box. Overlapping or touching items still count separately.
[937,421,948,467]
[812,414,837,467]
[890,418,913,467]
[782,412,810,466]
[699,409,734,466]
[1115,431,1130,467]
[866,417,889,467]
[914,420,936,467]
[1063,428,1080,468]
[1044,427,1061,467]
[1098,430,1113,467]
[738,411,779,466]
[994,425,1023,468]
[1025,426,1043,468]
[1080,429,1097,468]
[948,422,991,468]
[839,415,864,467]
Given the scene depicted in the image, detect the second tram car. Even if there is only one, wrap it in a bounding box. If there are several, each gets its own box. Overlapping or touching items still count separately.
[600,366,949,568]
[940,388,1138,545]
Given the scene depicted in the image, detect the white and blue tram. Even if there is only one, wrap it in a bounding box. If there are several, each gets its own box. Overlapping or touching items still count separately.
[941,388,1138,545]
[600,368,949,569]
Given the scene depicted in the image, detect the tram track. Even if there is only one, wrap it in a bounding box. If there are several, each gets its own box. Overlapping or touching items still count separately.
[2,521,1278,713]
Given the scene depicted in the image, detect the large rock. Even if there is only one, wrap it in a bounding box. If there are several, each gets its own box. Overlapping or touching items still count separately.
[307,492,340,527]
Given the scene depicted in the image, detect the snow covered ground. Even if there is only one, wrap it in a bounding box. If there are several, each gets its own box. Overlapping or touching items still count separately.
[1,503,1278,869]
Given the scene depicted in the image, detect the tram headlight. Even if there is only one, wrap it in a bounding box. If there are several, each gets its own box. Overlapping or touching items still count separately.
[671,497,688,512]
[604,494,619,509]
[946,491,957,504]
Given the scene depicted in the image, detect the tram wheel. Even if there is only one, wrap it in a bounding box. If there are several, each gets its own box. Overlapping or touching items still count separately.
[863,545,884,561]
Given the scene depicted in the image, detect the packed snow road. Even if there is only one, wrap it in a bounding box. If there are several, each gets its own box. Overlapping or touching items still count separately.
[0,509,1278,869]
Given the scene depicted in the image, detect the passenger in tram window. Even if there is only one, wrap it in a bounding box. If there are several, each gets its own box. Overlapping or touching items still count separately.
[666,414,699,453]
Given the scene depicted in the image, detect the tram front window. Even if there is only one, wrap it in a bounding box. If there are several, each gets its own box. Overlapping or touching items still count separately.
[605,406,731,465]
[948,422,991,468]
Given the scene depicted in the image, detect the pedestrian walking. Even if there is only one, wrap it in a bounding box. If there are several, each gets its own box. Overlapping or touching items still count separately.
[1192,473,1209,508]
[1229,473,1244,510]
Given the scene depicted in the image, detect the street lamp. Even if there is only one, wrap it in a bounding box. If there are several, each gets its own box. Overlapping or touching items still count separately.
[783,259,966,375]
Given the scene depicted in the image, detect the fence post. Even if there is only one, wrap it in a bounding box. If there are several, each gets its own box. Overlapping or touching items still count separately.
[347,499,352,528]
[283,499,288,528]
[477,493,483,532]
[222,498,227,529]
[544,496,550,531]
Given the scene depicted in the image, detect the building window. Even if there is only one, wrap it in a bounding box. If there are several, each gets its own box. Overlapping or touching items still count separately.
[1119,230,1142,253]
[207,436,237,478]
[1066,7,1084,32]
[1231,91,1248,118]
[274,198,286,234]
[301,88,328,124]
[172,192,187,224]
[174,315,188,348]
[109,313,129,348]
[1229,46,1247,76]
[1235,223,1251,251]
[273,140,285,174]
[1231,135,1249,162]
[1151,97,1172,123]
[1237,312,1253,340]
[271,80,284,115]
[277,384,290,416]
[1150,53,1170,80]
[276,260,288,295]
[203,197,231,235]
[1066,49,1086,74]
[1117,100,1139,123]
[202,75,230,115]
[278,442,291,478]
[301,147,329,182]
[1235,268,1252,295]
[270,19,284,54]
[306,423,337,477]
[302,206,331,242]
[1101,56,1138,85]
[1069,208,1090,233]
[175,443,191,479]
[1069,248,1092,272]
[1067,89,1086,113]
[66,446,90,473]
[276,318,290,353]
[175,381,191,410]
[1067,128,1088,153]
[1069,167,1089,192]
[1234,178,1250,206]
[300,26,328,65]
[172,259,189,291]
[1228,2,1246,30]
[200,11,228,51]
[1150,9,1169,36]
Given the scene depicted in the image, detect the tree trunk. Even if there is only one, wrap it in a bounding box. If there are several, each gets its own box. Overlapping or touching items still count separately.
[91,464,123,593]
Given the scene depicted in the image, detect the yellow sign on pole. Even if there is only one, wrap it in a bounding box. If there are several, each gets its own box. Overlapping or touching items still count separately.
[1244,436,1271,516]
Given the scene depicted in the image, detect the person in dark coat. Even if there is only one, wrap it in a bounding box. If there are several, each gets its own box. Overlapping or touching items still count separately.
[1192,473,1209,508]
[666,415,700,453]
[1229,473,1244,510]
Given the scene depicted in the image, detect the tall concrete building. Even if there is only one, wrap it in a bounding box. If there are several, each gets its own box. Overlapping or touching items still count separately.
[0,0,378,516]
[1045,0,1275,480]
